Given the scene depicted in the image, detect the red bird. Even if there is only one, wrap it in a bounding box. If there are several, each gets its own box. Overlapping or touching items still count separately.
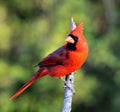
[10,23,88,100]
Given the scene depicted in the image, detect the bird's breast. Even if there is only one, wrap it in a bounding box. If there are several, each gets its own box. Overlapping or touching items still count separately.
[65,50,88,71]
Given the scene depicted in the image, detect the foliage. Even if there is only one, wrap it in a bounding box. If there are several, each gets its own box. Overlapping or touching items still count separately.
[0,0,120,112]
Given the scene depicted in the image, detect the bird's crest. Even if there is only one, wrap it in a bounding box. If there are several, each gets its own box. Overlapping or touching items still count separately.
[70,23,83,36]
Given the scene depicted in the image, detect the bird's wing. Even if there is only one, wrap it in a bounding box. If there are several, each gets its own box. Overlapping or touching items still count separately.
[38,46,68,67]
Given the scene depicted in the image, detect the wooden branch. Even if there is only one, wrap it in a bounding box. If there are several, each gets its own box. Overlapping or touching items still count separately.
[62,18,76,112]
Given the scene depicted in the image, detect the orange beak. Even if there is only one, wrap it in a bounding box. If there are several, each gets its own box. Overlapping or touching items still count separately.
[65,36,74,44]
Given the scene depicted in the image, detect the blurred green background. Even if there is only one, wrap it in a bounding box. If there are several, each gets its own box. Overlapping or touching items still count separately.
[0,0,120,112]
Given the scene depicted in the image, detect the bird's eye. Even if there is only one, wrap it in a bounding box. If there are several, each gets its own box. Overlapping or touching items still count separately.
[74,37,78,41]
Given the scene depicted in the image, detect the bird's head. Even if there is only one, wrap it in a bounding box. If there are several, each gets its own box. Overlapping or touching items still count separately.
[65,23,88,51]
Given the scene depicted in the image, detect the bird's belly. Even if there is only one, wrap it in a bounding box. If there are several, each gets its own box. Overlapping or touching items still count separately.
[48,63,80,78]
[48,65,69,78]
[48,52,88,78]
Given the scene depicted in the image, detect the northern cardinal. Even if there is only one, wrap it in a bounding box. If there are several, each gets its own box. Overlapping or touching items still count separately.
[10,23,88,100]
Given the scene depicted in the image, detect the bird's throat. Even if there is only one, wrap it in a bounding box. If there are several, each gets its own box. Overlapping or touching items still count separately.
[66,43,76,51]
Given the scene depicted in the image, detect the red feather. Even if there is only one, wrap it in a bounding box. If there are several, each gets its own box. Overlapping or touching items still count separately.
[10,23,88,99]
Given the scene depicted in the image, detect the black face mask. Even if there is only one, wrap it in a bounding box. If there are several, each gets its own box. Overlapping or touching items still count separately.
[66,34,78,51]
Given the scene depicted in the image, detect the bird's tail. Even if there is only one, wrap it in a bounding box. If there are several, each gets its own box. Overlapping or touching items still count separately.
[10,68,48,100]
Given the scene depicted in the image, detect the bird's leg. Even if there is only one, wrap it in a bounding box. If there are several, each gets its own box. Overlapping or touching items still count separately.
[59,76,75,93]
